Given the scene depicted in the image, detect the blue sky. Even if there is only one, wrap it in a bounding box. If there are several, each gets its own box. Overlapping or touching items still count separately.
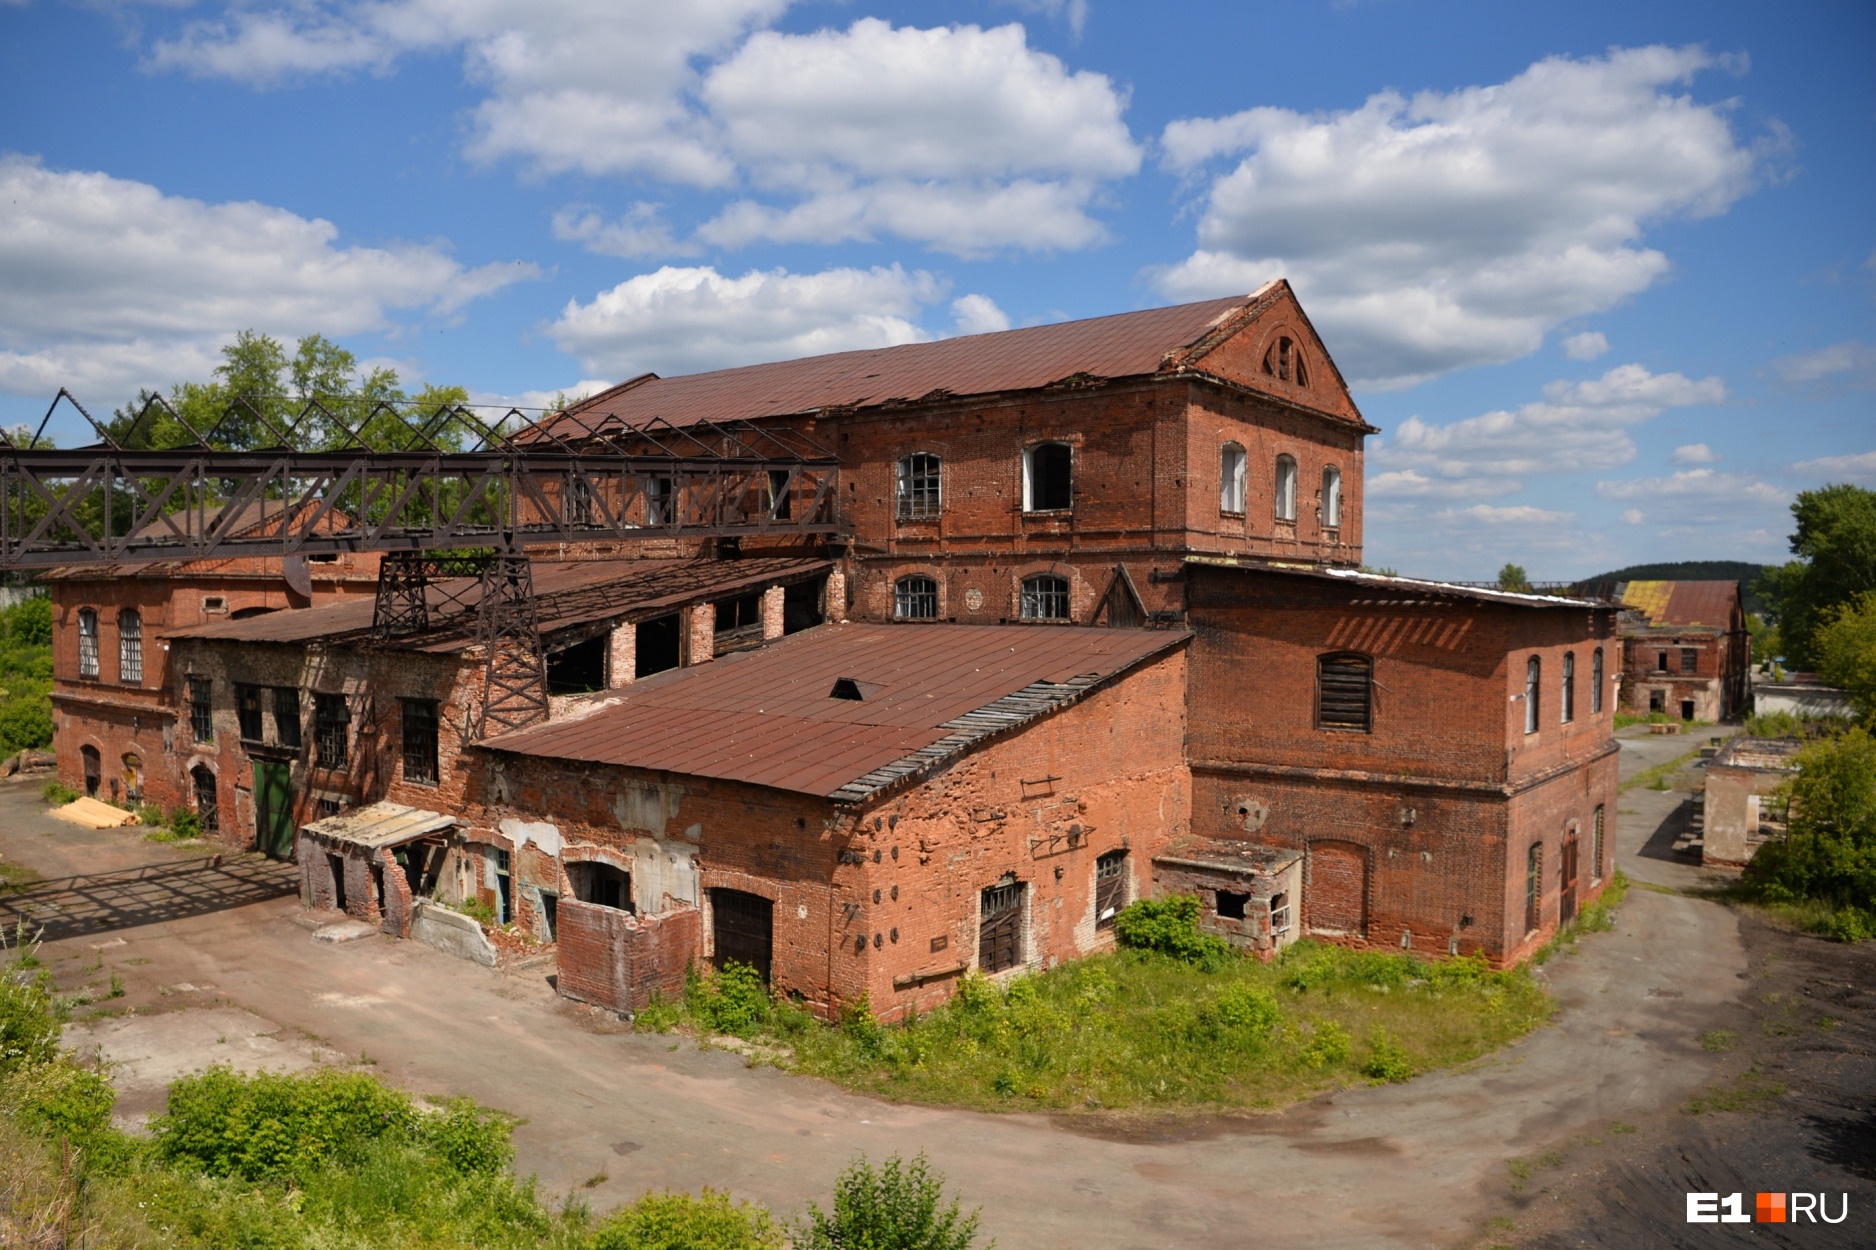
[1,0,1870,579]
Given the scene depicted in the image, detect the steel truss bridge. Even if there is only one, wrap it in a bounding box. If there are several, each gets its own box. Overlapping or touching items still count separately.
[5,390,844,735]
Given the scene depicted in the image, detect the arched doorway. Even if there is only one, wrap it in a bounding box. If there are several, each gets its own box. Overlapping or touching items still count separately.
[80,745,101,797]
[191,765,219,834]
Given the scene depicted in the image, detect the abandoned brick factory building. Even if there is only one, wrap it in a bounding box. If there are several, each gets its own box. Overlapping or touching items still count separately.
[1613,580,1750,722]
[46,280,1619,1016]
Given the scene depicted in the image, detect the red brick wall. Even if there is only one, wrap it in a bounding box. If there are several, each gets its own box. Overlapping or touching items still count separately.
[556,900,698,1013]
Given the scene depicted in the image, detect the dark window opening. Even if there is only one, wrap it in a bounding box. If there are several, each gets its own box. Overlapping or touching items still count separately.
[1681,699,1696,721]
[894,575,938,620]
[1216,890,1250,921]
[328,853,348,912]
[1525,657,1542,734]
[1655,650,1669,672]
[1592,647,1605,714]
[1020,574,1070,621]
[273,687,301,750]
[1024,442,1072,512]
[189,677,214,744]
[635,614,681,677]
[370,863,386,915]
[1263,335,1308,385]
[546,634,608,695]
[1524,843,1543,934]
[1648,689,1665,713]
[401,698,439,786]
[712,592,764,654]
[236,684,265,743]
[394,842,446,899]
[1680,647,1699,674]
[783,578,824,635]
[711,888,774,982]
[81,745,100,797]
[896,452,942,520]
[1562,652,1576,724]
[492,848,512,925]
[646,474,674,525]
[314,693,349,769]
[1317,653,1373,731]
[192,766,219,833]
[569,861,633,912]
[1094,850,1128,929]
[318,797,342,818]
[979,880,1025,973]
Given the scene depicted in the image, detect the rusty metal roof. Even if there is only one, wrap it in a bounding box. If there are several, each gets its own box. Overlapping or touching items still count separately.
[480,622,1188,801]
[543,294,1264,436]
[164,556,829,652]
[1187,557,1604,609]
[1618,580,1739,630]
[303,800,456,849]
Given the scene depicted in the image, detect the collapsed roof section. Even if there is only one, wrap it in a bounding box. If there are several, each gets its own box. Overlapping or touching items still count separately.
[1616,581,1742,632]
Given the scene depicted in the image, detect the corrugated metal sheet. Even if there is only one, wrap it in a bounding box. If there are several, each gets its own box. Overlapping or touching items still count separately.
[545,295,1256,435]
[1619,580,1738,629]
[303,800,455,849]
[481,622,1188,799]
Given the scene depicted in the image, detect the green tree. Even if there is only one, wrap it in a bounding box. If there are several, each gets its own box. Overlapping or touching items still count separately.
[1815,592,1876,720]
[1759,484,1876,668]
[1742,727,1876,939]
[1497,563,1532,593]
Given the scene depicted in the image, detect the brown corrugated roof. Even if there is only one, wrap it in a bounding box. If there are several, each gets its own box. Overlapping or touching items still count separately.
[1619,580,1739,629]
[164,557,829,652]
[480,622,1187,800]
[543,294,1263,435]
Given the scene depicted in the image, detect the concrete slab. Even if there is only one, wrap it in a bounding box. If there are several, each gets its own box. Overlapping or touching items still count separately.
[312,919,379,944]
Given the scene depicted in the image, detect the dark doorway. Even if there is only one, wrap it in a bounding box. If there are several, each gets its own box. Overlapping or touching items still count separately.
[327,853,348,912]
[979,881,1025,973]
[1648,690,1665,713]
[539,892,558,942]
[253,760,294,858]
[1681,699,1696,721]
[81,745,100,797]
[711,888,774,982]
[569,861,633,912]
[546,634,608,695]
[1560,836,1579,925]
[783,578,825,634]
[370,863,385,916]
[635,614,680,677]
[192,766,219,833]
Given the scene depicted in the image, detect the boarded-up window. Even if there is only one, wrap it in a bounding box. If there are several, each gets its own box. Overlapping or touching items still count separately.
[1094,850,1128,929]
[979,881,1025,973]
[1316,653,1372,731]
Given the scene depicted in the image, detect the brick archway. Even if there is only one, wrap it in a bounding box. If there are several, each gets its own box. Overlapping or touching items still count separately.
[1306,840,1368,937]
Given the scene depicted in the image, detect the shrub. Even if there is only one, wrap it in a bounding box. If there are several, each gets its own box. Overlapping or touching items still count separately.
[455,896,497,925]
[590,1188,785,1250]
[797,1153,986,1250]
[417,1096,514,1176]
[153,1066,419,1180]
[165,807,203,840]
[1360,1031,1413,1084]
[0,698,51,755]
[1300,1021,1351,1069]
[685,962,772,1038]
[40,781,78,806]
[2,1057,121,1162]
[1112,895,1233,968]
[0,970,60,1076]
[135,803,164,828]
[1202,983,1280,1039]
[633,994,680,1034]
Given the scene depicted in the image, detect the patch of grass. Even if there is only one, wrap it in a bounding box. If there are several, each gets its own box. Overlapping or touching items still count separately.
[1698,1029,1738,1052]
[1620,749,1700,793]
[1610,1121,1636,1134]
[1535,870,1630,963]
[0,857,43,896]
[1818,1016,1840,1030]
[1750,896,1876,942]
[39,780,78,806]
[1686,1069,1786,1115]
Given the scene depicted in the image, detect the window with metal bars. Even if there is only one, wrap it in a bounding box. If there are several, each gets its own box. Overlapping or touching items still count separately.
[273,688,302,750]
[1525,842,1543,934]
[979,880,1025,973]
[188,677,213,743]
[1315,652,1372,731]
[1094,850,1128,929]
[118,610,143,684]
[401,698,439,785]
[1592,805,1605,883]
[1680,647,1699,674]
[1019,574,1069,621]
[314,693,349,769]
[77,608,99,679]
[894,575,938,620]
[896,453,942,520]
[235,684,264,743]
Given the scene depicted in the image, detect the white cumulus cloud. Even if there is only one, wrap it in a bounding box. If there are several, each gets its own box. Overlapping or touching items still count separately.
[1671,442,1720,465]
[1154,46,1767,388]
[1792,449,1876,484]
[551,203,698,260]
[1563,331,1610,361]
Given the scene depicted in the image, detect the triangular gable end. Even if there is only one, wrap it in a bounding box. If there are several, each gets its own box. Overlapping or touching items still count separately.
[1096,564,1148,629]
[1171,280,1367,427]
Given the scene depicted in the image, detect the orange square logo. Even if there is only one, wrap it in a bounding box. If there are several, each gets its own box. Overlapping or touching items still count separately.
[1756,1193,1786,1223]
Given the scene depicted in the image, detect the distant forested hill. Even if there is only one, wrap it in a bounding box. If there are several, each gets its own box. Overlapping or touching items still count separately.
[1574,561,1773,615]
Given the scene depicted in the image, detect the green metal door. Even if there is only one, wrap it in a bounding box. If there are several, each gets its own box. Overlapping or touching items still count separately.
[253,760,294,859]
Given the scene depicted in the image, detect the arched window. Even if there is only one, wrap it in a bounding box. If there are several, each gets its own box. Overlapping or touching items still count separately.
[1262,336,1309,386]
[1562,652,1576,723]
[1321,466,1342,529]
[894,575,938,620]
[1020,574,1070,621]
[1219,443,1247,514]
[1317,652,1373,731]
[1525,657,1541,734]
[1275,456,1298,522]
[1591,647,1605,714]
[77,608,99,679]
[192,764,220,833]
[1524,842,1544,933]
[896,453,942,520]
[118,609,143,685]
[1023,442,1072,512]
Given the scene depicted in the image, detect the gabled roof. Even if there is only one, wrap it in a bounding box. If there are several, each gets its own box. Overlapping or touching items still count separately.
[480,622,1188,802]
[1617,581,1740,630]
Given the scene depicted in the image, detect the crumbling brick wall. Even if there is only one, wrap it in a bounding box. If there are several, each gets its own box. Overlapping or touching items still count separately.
[555,900,699,1013]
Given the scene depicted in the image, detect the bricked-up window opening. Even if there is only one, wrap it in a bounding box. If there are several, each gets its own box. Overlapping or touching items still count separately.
[711,888,773,982]
[1525,657,1541,734]
[492,848,512,924]
[1094,850,1128,928]
[1020,574,1070,621]
[635,614,681,676]
[894,575,938,620]
[569,861,633,912]
[118,610,142,684]
[1592,647,1605,714]
[647,474,674,525]
[401,699,439,785]
[1220,443,1247,514]
[80,745,100,797]
[1655,650,1669,672]
[766,469,793,521]
[546,634,607,695]
[192,765,218,833]
[1275,456,1298,522]
[979,881,1025,973]
[1680,647,1699,674]
[1216,890,1250,921]
[1560,834,1579,924]
[314,693,348,769]
[1316,652,1373,732]
[565,474,593,525]
[1562,652,1576,723]
[1023,442,1072,512]
[1270,892,1292,937]
[1321,465,1342,529]
[189,678,213,743]
[1525,842,1543,934]
[896,452,942,520]
[273,688,301,750]
[1592,805,1605,883]
[77,608,99,678]
[236,684,264,743]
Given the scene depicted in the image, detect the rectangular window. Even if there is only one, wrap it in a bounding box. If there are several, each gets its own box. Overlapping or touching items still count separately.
[979,881,1025,973]
[118,612,143,685]
[646,475,673,525]
[765,469,792,521]
[273,688,302,750]
[77,609,99,679]
[314,693,349,769]
[401,698,439,786]
[1317,653,1373,731]
[896,453,942,520]
[1591,647,1605,714]
[188,678,213,743]
[1022,443,1072,512]
[492,848,512,925]
[1094,850,1128,929]
[1680,647,1699,674]
[1019,575,1070,621]
[1269,892,1292,937]
[1216,890,1250,921]
[1655,650,1669,672]
[1219,444,1246,514]
[1562,652,1576,724]
[235,684,264,743]
[894,576,938,620]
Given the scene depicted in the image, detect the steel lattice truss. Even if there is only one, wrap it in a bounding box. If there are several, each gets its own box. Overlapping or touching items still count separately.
[0,389,842,570]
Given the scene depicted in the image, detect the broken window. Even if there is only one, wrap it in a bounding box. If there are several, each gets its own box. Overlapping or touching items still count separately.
[1019,574,1070,621]
[979,880,1025,973]
[189,677,213,743]
[1316,652,1373,732]
[1680,647,1699,674]
[1219,443,1247,514]
[1591,805,1605,884]
[1525,842,1543,934]
[1321,466,1342,529]
[1269,892,1292,937]
[192,765,219,833]
[646,474,674,525]
[766,469,793,521]
[1562,652,1576,724]
[635,614,681,676]
[118,610,143,684]
[894,575,938,620]
[1216,890,1250,921]
[546,633,608,695]
[400,698,439,786]
[77,608,99,679]
[1023,442,1072,512]
[272,687,302,749]
[783,579,825,635]
[565,474,593,525]
[1275,456,1297,522]
[1592,647,1605,714]
[80,745,100,797]
[713,592,764,652]
[1525,657,1541,734]
[236,684,265,743]
[1094,850,1128,929]
[896,453,942,520]
[314,692,349,769]
[569,861,633,912]
[1263,335,1308,386]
